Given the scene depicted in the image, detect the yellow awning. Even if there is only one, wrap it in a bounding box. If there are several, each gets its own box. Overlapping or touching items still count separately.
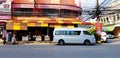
[6,23,27,30]
[27,23,48,27]
[50,25,74,28]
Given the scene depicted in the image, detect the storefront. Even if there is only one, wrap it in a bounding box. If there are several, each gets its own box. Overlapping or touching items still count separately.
[6,17,82,41]
[6,0,84,42]
[0,0,11,39]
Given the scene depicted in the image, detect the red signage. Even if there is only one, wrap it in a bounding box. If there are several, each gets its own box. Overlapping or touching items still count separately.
[4,4,9,8]
[95,22,102,33]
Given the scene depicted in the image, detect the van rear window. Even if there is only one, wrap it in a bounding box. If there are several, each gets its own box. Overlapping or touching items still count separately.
[55,31,81,35]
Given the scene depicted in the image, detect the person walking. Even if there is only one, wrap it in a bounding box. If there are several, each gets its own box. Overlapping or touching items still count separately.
[11,34,16,45]
[2,30,7,45]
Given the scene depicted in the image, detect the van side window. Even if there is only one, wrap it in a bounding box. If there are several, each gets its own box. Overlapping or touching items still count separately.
[83,31,92,35]
[72,31,81,35]
[55,31,81,35]
[55,31,64,35]
[65,31,81,35]
[65,31,70,35]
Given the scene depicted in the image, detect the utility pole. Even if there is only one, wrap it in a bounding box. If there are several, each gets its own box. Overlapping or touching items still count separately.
[96,0,100,21]
[96,0,105,44]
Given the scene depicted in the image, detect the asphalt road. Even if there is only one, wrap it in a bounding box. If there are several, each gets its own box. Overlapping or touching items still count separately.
[0,44,120,58]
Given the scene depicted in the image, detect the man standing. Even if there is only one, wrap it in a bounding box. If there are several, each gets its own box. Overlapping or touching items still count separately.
[101,31,107,43]
[1,30,7,45]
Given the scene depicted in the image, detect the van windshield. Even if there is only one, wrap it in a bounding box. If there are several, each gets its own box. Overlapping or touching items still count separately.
[55,31,81,35]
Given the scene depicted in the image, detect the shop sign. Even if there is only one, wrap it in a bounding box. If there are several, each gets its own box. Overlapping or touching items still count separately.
[0,0,11,19]
[95,22,102,33]
[0,16,11,19]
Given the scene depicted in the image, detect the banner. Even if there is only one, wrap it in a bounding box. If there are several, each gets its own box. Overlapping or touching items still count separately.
[0,0,11,19]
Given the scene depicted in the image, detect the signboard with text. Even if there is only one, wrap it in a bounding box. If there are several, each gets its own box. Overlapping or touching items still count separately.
[95,22,102,34]
[0,0,11,19]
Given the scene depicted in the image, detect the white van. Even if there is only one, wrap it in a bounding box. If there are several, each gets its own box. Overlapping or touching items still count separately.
[53,28,96,45]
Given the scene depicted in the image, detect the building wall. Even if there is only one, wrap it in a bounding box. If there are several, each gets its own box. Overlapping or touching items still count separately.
[6,0,82,41]
[12,0,81,18]
[13,0,34,3]
[100,14,120,25]
[36,0,75,6]
[7,0,82,31]
[99,0,120,36]
[100,0,120,26]
[13,0,76,6]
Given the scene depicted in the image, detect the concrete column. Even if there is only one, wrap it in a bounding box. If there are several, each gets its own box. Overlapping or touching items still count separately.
[108,16,111,24]
[119,14,120,23]
[114,14,118,24]
[109,15,113,24]
[105,17,108,25]
[103,17,106,25]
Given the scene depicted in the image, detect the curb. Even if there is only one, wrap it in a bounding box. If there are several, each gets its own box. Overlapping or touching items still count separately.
[1,39,120,45]
[24,43,56,45]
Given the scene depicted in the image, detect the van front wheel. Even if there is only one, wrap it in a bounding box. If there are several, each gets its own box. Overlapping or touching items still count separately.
[58,40,64,45]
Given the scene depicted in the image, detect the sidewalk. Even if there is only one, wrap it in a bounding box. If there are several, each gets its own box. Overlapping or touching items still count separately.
[108,38,120,44]
[0,41,56,45]
[24,41,56,45]
[0,39,120,45]
[103,38,120,45]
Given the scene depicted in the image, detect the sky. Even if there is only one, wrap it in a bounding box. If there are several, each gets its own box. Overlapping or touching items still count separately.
[75,0,115,9]
[76,0,115,21]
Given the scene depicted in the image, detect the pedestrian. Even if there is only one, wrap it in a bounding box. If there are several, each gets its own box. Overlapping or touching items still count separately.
[11,34,16,45]
[101,31,107,43]
[2,30,7,45]
[3,38,6,45]
[6,32,11,42]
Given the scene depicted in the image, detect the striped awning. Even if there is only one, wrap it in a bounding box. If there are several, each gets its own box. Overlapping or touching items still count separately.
[6,22,49,30]
[49,24,74,28]
[6,18,82,24]
[6,18,83,30]
[6,23,27,30]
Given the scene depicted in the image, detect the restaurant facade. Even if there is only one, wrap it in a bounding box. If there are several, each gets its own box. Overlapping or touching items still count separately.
[4,0,97,41]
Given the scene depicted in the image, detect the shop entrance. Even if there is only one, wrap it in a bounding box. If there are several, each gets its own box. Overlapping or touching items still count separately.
[15,27,54,41]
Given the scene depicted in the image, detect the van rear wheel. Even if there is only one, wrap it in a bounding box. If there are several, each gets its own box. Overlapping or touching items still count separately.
[84,40,90,45]
[58,40,64,45]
